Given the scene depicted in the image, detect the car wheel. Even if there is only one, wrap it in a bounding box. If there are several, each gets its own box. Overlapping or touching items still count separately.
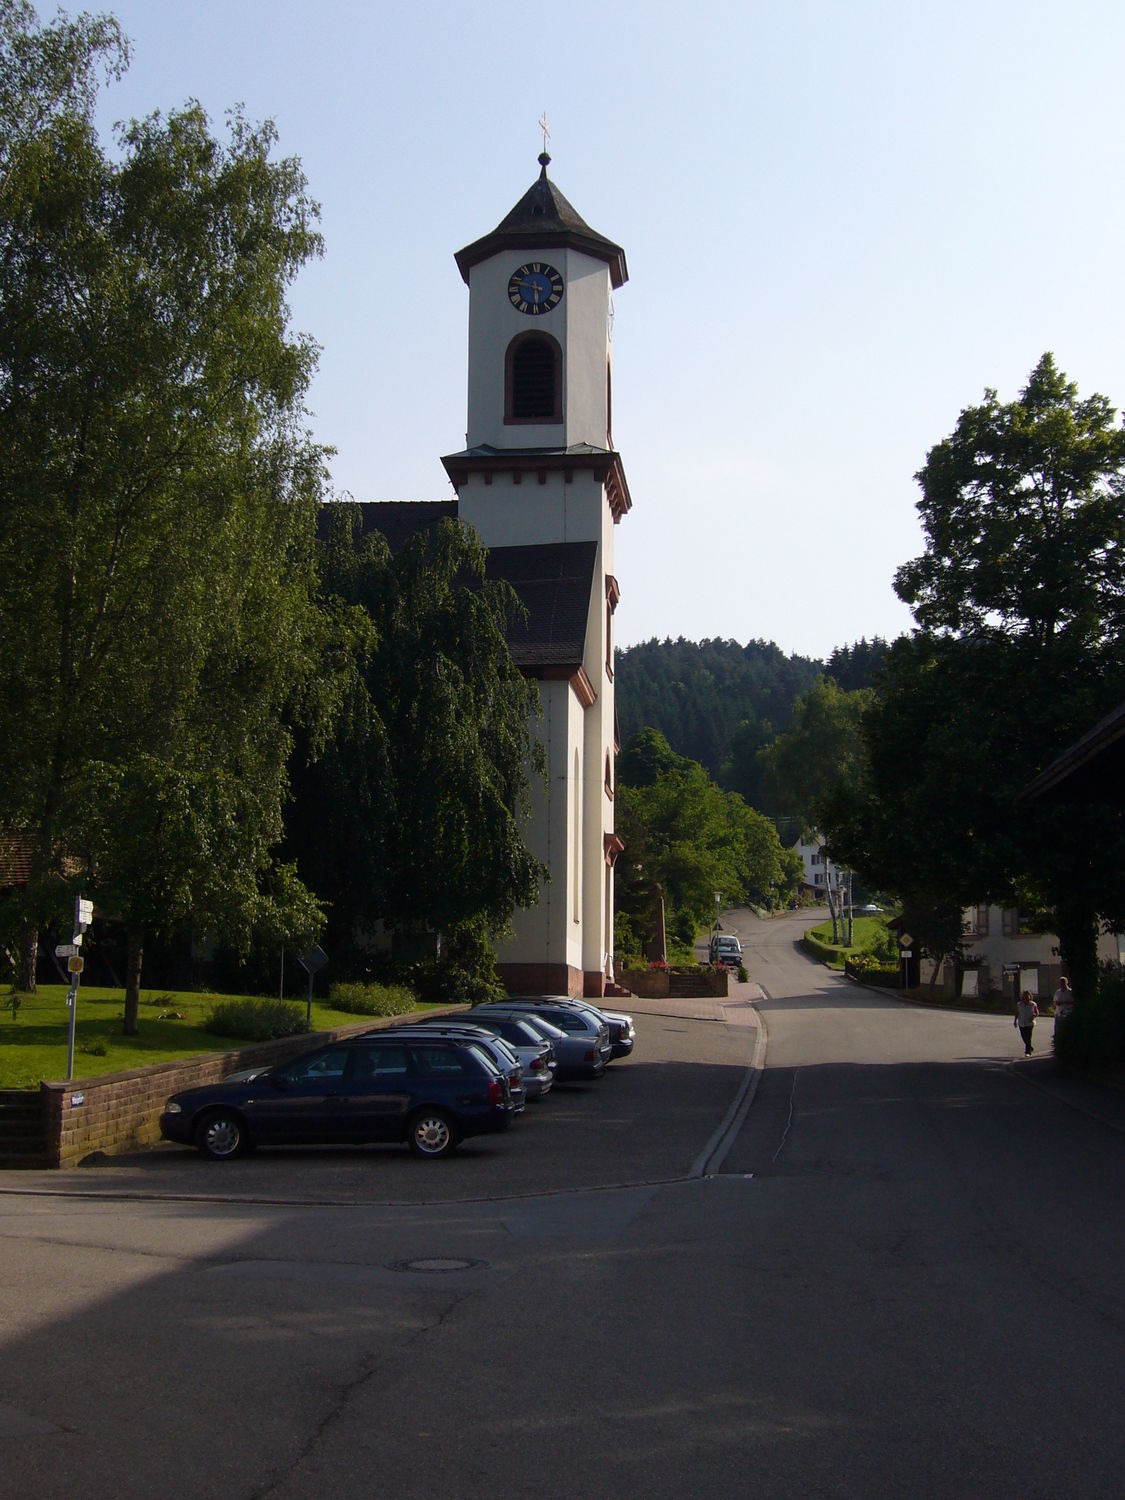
[195,1109,246,1160]
[408,1109,459,1158]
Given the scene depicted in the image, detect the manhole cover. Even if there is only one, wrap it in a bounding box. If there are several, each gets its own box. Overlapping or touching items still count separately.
[389,1257,486,1273]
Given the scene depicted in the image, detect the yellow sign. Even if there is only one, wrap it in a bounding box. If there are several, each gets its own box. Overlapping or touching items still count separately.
[67,955,84,974]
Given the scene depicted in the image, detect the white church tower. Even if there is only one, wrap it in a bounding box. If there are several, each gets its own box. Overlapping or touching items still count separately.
[442,150,632,997]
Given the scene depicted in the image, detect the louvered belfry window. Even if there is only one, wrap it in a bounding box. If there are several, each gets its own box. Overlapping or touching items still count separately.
[506,333,561,422]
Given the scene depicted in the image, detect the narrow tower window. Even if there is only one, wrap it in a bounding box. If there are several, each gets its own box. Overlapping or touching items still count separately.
[506,332,562,423]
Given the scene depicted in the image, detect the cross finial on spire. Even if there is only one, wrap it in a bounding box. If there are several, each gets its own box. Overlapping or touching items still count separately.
[539,112,550,155]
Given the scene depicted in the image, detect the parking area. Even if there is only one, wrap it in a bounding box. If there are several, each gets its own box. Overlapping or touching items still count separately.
[0,1005,759,1205]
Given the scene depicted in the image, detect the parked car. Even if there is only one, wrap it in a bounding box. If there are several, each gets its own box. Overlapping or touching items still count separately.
[159,1034,515,1160]
[375,1024,527,1111]
[395,1017,553,1101]
[479,1010,606,1082]
[494,996,636,1060]
[710,934,743,968]
[471,1001,611,1079]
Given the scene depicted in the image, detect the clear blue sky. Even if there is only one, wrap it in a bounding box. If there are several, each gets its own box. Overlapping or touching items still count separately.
[90,0,1125,660]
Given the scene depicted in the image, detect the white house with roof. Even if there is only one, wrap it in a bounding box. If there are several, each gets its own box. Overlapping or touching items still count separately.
[791,833,842,896]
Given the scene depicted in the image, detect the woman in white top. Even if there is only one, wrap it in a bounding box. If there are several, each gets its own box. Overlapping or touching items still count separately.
[1015,991,1039,1055]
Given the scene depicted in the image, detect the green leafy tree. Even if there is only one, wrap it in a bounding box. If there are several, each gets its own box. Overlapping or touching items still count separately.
[825,356,1125,1002]
[756,676,874,831]
[717,715,774,809]
[615,733,798,959]
[285,507,546,966]
[0,7,327,1026]
[615,637,821,774]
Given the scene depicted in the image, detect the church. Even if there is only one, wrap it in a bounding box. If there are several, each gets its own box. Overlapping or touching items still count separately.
[351,151,632,999]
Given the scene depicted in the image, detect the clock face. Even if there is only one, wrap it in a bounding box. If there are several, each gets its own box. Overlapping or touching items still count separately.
[508,262,564,316]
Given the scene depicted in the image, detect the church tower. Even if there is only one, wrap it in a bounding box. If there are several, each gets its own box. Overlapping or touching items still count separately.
[442,152,631,997]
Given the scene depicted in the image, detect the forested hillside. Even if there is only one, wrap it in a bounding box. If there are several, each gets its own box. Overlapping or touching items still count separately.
[615,637,889,775]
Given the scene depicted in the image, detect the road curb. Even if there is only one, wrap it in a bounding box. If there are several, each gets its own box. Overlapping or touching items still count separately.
[691,988,769,1177]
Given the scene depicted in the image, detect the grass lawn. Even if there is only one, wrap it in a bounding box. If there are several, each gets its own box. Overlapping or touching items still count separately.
[0,984,445,1089]
[805,914,894,969]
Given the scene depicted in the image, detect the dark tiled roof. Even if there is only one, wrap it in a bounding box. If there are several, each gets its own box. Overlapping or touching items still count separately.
[317,500,457,552]
[1020,701,1125,806]
[318,502,594,674]
[485,541,596,671]
[455,155,627,289]
[442,442,612,462]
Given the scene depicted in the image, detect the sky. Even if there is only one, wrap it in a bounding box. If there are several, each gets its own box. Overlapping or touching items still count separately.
[87,0,1125,661]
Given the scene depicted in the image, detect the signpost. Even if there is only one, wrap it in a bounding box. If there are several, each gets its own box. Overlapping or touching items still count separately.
[297,945,329,1026]
[66,895,94,1081]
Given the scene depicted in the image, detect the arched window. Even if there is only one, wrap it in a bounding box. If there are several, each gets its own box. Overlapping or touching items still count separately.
[506,332,562,424]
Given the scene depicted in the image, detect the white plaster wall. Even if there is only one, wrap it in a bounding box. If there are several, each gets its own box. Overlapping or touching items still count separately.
[494,678,585,976]
[458,469,605,550]
[962,908,1123,975]
[579,534,618,980]
[465,249,611,450]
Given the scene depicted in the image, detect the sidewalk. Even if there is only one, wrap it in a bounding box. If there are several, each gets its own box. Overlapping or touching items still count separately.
[623,972,763,1028]
[1014,1052,1125,1135]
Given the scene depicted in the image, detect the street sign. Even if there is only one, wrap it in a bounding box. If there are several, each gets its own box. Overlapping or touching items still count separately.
[67,955,84,974]
[297,945,329,976]
[900,933,914,949]
[55,942,80,959]
[75,896,93,931]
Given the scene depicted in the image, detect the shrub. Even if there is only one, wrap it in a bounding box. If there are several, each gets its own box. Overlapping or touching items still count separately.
[867,927,900,965]
[203,998,309,1042]
[327,982,417,1018]
[802,929,841,963]
[405,921,507,1006]
[847,952,898,977]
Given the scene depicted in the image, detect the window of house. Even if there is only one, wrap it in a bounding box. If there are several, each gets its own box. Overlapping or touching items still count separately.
[962,905,989,937]
[1001,908,1035,936]
[505,333,561,423]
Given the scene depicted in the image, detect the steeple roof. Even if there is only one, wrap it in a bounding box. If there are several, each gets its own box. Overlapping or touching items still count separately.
[455,153,628,289]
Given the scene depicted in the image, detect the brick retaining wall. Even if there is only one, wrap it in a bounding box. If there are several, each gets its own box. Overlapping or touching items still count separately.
[619,968,728,999]
[12,1015,454,1169]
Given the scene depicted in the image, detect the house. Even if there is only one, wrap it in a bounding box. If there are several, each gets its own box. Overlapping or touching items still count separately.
[791,833,842,897]
[937,904,1123,1001]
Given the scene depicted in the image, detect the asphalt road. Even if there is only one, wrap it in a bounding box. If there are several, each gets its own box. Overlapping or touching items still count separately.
[2,909,1124,1499]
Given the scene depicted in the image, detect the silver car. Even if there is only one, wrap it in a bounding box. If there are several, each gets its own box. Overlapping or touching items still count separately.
[498,996,635,1060]
[471,1002,611,1079]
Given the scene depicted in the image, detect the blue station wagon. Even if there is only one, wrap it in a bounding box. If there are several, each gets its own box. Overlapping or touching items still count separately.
[160,1035,515,1160]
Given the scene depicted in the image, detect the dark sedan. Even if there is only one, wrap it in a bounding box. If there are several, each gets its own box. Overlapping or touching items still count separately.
[159,1034,515,1160]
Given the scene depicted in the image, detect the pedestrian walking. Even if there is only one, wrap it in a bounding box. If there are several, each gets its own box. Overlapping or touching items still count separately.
[1052,975,1073,1044]
[1015,990,1039,1055]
